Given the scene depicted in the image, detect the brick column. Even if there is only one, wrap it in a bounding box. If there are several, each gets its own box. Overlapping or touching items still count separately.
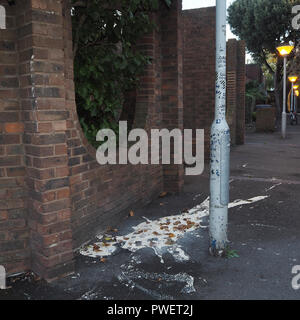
[18,0,74,281]
[160,0,184,193]
[226,39,238,145]
[236,40,246,145]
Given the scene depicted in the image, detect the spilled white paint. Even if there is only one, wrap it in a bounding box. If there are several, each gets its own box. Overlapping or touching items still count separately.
[80,195,269,261]
[265,183,282,192]
[80,239,118,258]
[228,196,268,208]
[118,270,196,296]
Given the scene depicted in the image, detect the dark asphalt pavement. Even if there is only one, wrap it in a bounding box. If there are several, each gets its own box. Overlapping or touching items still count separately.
[1,124,300,300]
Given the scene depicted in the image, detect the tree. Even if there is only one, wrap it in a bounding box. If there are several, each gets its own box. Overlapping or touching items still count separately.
[71,0,172,146]
[228,0,300,115]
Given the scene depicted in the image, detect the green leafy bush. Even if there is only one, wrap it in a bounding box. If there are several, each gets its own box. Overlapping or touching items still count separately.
[71,0,172,147]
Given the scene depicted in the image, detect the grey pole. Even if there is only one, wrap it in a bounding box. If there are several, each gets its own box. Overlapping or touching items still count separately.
[292,85,294,113]
[282,57,287,138]
[209,0,230,256]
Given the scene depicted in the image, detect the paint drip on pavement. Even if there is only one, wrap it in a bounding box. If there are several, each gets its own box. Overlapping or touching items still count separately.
[80,195,269,262]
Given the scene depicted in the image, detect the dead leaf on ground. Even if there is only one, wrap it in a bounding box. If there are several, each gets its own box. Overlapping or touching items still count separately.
[129,211,134,217]
[102,243,110,247]
[100,258,107,263]
[165,239,175,245]
[159,192,168,198]
[93,244,101,252]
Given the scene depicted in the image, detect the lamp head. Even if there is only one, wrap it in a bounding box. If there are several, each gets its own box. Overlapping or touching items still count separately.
[288,76,298,83]
[276,45,294,57]
[295,90,299,97]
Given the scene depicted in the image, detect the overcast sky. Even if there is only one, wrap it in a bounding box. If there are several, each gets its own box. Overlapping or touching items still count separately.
[182,0,237,40]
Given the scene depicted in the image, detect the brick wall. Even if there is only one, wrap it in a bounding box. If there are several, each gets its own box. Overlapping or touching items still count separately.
[0,1,29,275]
[0,0,184,281]
[183,7,216,159]
[183,8,246,157]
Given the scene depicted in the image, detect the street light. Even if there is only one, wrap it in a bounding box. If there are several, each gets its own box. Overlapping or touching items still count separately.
[276,44,294,138]
[209,0,230,256]
[289,76,298,114]
[293,84,299,112]
[295,89,299,113]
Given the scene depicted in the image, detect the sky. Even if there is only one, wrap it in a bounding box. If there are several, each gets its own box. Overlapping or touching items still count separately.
[182,0,237,40]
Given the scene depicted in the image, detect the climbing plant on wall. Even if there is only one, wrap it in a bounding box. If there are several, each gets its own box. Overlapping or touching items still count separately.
[71,0,172,147]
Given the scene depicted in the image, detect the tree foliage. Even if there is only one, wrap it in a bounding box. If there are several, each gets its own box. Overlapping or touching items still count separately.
[228,0,300,112]
[71,0,171,146]
[228,0,299,69]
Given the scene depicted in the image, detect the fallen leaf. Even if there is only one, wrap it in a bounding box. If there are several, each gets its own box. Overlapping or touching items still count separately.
[159,192,168,198]
[93,244,101,252]
[129,210,134,217]
[102,243,110,247]
[168,233,175,238]
[165,239,175,245]
[100,258,107,263]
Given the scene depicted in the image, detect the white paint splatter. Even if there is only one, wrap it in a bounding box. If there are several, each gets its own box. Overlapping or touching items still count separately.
[80,195,269,261]
[118,270,196,296]
[265,183,282,192]
[229,196,269,208]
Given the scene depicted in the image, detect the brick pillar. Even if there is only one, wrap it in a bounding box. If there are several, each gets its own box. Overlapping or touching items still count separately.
[160,0,184,193]
[226,39,246,146]
[183,7,216,161]
[18,0,74,281]
[236,40,246,145]
[226,39,238,145]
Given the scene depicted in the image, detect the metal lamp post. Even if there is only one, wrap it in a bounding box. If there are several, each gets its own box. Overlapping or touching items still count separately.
[276,45,294,138]
[292,84,299,112]
[289,77,299,113]
[209,0,230,256]
[295,89,299,113]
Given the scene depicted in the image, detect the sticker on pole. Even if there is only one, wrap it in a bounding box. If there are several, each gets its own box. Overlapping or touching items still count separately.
[0,5,6,29]
[0,265,6,289]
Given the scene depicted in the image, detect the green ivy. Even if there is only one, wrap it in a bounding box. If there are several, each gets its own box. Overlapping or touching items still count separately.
[71,0,172,147]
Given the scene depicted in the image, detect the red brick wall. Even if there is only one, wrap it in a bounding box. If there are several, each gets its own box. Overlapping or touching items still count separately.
[236,40,246,145]
[183,8,246,154]
[0,0,184,281]
[0,1,29,275]
[183,7,216,159]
